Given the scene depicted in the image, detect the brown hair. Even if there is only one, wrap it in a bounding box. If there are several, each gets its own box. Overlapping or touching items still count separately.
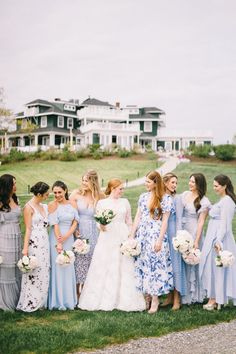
[214,174,236,204]
[163,172,178,195]
[190,173,207,212]
[105,178,123,196]
[146,171,164,219]
[80,170,103,205]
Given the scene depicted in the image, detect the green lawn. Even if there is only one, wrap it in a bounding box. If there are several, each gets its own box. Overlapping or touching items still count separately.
[1,159,236,354]
[0,156,158,195]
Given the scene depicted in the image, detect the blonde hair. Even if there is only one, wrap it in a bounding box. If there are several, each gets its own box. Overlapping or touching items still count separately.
[146,171,164,219]
[79,170,103,205]
[105,178,123,196]
[163,172,178,195]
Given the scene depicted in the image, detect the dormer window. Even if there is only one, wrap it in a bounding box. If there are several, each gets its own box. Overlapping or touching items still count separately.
[144,121,152,132]
[67,118,73,129]
[58,116,64,128]
[41,116,47,128]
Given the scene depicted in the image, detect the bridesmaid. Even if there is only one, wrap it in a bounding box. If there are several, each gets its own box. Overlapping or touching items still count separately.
[131,171,174,314]
[70,170,104,301]
[0,174,22,310]
[162,172,187,310]
[176,173,210,304]
[48,181,79,310]
[200,175,236,310]
[17,182,50,312]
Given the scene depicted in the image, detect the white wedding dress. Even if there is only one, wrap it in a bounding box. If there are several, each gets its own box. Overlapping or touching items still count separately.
[78,197,145,311]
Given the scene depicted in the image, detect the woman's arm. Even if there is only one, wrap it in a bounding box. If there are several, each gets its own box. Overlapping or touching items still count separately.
[194,210,208,249]
[129,207,141,238]
[22,205,33,256]
[125,200,132,233]
[154,212,170,252]
[60,219,78,243]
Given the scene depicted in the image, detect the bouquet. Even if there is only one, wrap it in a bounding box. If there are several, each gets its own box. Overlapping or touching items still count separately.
[182,248,201,265]
[172,230,194,254]
[56,250,75,266]
[94,209,115,225]
[120,239,141,257]
[72,238,90,255]
[17,255,39,273]
[215,250,235,267]
[0,256,3,265]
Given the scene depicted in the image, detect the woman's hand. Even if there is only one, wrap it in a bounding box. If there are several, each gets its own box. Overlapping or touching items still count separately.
[22,248,28,256]
[193,239,199,250]
[56,243,63,253]
[100,224,107,232]
[214,243,221,253]
[74,230,80,238]
[154,240,162,252]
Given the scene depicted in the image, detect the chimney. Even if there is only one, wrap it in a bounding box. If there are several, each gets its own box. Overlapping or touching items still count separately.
[115,102,120,108]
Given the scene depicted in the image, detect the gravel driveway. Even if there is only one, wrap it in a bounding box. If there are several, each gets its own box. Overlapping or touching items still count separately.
[75,320,236,354]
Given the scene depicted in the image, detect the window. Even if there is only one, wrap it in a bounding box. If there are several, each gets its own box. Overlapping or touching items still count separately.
[57,116,64,128]
[41,116,47,128]
[144,121,152,132]
[67,118,73,129]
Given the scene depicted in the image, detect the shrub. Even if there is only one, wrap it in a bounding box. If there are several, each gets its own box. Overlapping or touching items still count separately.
[191,145,212,158]
[76,148,91,158]
[118,148,131,158]
[214,144,235,161]
[59,146,77,161]
[92,151,103,160]
[9,149,27,162]
[89,144,101,153]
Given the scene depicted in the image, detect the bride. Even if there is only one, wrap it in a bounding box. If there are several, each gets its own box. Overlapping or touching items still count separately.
[78,178,145,311]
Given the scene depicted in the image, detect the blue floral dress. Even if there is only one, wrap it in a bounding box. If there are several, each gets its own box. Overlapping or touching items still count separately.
[134,193,174,296]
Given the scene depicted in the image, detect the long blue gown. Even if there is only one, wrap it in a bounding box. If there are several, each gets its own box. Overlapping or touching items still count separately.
[176,191,211,304]
[74,199,99,284]
[167,195,187,296]
[48,203,79,310]
[200,195,236,305]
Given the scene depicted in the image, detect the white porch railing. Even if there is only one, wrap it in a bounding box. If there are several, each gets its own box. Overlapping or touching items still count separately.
[80,122,140,134]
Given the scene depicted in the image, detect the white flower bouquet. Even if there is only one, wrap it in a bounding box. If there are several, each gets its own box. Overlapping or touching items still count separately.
[182,248,201,265]
[172,230,194,254]
[120,239,141,257]
[94,209,116,225]
[56,250,75,266]
[72,238,90,255]
[215,250,235,267]
[0,255,3,264]
[17,255,39,273]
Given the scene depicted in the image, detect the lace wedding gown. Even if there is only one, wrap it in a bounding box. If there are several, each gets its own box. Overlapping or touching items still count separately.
[78,197,145,311]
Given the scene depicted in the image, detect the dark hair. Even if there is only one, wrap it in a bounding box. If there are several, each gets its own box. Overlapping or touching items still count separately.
[146,170,164,219]
[214,174,236,204]
[0,174,18,212]
[52,180,69,200]
[190,173,207,212]
[30,182,50,196]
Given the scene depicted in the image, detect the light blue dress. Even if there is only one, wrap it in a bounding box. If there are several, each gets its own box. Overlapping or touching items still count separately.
[135,193,174,296]
[176,191,211,304]
[48,203,79,310]
[200,195,236,305]
[74,199,99,284]
[167,195,187,296]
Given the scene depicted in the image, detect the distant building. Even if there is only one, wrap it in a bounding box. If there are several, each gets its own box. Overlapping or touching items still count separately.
[6,97,213,152]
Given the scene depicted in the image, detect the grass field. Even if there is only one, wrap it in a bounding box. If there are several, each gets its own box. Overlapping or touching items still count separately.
[0,155,158,195]
[0,158,236,354]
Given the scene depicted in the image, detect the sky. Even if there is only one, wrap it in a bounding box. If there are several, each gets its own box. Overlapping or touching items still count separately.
[0,0,236,143]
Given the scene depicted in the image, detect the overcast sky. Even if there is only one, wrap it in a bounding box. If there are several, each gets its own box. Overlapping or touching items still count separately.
[0,0,236,143]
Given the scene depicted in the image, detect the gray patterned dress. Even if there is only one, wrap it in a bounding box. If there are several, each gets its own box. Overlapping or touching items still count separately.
[0,207,22,310]
[74,199,99,284]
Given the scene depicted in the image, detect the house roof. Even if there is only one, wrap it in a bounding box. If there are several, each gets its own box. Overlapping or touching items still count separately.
[26,99,52,107]
[82,98,114,107]
[142,107,165,114]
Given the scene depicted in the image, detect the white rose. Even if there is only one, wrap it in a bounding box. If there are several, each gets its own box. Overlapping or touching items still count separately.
[0,256,3,264]
[22,255,30,265]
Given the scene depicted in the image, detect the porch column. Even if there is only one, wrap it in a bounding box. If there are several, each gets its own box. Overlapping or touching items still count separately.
[34,134,38,146]
[49,133,55,147]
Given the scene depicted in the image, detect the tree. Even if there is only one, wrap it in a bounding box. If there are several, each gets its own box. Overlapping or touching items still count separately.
[0,88,15,152]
